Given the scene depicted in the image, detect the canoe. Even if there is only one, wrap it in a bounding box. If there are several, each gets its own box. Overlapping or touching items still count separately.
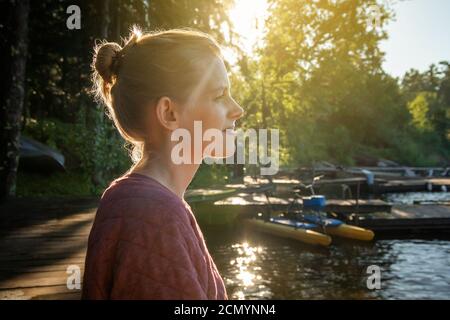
[19,136,65,173]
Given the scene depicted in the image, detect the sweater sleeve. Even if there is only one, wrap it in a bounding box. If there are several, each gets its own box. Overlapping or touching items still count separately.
[109,201,208,300]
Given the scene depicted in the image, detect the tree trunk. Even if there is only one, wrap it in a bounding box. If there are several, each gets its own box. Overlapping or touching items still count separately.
[100,0,110,39]
[0,0,30,202]
[113,0,121,42]
[91,0,111,188]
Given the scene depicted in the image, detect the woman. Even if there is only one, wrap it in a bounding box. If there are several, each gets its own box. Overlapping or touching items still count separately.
[82,27,244,300]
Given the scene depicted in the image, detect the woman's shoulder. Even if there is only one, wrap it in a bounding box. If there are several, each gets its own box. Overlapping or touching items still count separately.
[96,172,189,223]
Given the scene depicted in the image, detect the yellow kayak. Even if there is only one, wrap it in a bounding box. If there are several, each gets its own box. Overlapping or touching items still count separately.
[243,218,332,247]
[320,223,374,241]
[301,215,375,241]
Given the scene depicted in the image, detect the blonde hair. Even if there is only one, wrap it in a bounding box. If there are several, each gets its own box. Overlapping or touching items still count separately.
[92,27,223,165]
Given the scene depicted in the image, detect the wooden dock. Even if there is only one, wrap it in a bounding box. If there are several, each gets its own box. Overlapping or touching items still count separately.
[284,167,450,194]
[214,194,392,214]
[310,177,450,194]
[375,178,450,193]
[357,205,450,234]
[0,197,97,300]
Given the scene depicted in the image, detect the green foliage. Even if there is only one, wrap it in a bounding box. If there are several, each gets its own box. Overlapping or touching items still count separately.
[232,0,449,168]
[408,92,436,132]
[22,105,131,191]
[189,163,232,188]
[16,171,98,197]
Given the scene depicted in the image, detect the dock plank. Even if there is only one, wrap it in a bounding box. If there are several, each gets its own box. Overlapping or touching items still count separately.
[214,194,392,214]
[0,285,81,300]
[0,269,85,290]
[358,205,450,233]
[0,198,94,300]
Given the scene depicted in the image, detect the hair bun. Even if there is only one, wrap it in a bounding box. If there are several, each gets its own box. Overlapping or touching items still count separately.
[94,42,122,84]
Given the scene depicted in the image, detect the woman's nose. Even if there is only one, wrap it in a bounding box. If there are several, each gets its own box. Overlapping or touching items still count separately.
[229,99,244,120]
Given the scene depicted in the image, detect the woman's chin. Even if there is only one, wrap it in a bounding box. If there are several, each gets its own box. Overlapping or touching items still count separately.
[204,145,236,159]
[202,134,237,159]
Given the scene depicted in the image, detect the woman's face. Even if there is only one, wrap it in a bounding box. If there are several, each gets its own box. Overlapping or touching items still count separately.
[177,56,244,160]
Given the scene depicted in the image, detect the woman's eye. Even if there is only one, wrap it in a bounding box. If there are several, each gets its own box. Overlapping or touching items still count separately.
[214,94,225,101]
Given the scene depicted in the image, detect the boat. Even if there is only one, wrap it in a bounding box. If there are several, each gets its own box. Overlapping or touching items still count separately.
[301,214,374,241]
[19,136,65,173]
[244,192,374,245]
[300,196,374,241]
[243,217,332,247]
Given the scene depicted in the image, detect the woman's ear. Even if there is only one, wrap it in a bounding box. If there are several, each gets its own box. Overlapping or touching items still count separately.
[154,96,180,131]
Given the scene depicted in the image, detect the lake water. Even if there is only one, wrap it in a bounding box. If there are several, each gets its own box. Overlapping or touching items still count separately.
[201,191,450,299]
[203,225,450,300]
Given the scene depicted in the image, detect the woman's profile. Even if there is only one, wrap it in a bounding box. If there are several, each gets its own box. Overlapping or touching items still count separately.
[82,27,244,300]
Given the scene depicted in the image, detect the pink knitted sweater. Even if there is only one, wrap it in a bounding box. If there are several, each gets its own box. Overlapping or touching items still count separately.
[82,173,228,300]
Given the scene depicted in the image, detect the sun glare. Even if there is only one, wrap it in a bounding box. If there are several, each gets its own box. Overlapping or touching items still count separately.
[223,0,269,63]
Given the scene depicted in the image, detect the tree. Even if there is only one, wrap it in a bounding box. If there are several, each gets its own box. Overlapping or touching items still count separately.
[236,0,399,165]
[0,0,30,201]
[401,62,450,162]
[407,92,436,132]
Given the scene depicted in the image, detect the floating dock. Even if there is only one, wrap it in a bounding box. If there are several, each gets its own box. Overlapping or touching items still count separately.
[213,193,392,214]
[211,193,450,234]
[356,204,450,235]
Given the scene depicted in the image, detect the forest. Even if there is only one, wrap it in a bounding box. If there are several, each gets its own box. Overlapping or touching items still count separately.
[1,0,449,199]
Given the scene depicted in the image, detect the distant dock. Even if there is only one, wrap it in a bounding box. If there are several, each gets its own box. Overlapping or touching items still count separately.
[208,193,450,234]
[357,205,450,235]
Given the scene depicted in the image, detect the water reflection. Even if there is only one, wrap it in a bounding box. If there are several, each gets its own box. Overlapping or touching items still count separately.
[226,242,268,299]
[204,225,450,299]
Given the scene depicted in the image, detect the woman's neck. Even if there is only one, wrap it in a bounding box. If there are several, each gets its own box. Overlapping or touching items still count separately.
[130,146,200,199]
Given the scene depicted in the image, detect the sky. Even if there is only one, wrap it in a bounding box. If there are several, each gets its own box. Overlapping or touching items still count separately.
[380,0,450,78]
[228,0,450,78]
